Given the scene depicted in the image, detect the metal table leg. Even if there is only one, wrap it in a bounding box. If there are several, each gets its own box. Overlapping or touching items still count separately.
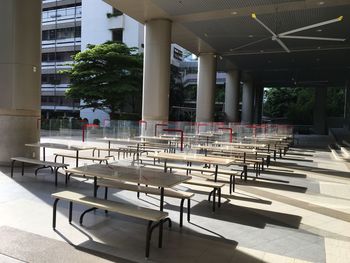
[76,151,79,167]
[158,187,164,248]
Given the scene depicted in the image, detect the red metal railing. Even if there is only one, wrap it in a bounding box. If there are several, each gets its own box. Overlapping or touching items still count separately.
[82,124,99,142]
[155,123,168,136]
[218,127,233,142]
[196,123,209,134]
[163,128,184,151]
[139,120,148,131]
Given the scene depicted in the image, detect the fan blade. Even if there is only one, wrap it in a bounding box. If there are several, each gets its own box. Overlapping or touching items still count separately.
[279,35,346,42]
[252,13,277,37]
[276,38,291,53]
[279,16,343,36]
[230,37,271,52]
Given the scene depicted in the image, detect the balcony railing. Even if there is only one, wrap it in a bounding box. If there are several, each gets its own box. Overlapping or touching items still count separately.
[42,61,73,69]
[42,6,82,22]
[42,38,81,48]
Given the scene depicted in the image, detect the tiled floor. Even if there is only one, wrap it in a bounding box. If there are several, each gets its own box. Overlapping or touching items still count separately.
[0,137,349,262]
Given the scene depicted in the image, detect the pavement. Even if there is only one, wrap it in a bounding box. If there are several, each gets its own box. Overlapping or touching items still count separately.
[0,136,349,262]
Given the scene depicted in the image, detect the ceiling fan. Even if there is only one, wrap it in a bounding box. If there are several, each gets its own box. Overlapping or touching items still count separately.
[250,13,345,53]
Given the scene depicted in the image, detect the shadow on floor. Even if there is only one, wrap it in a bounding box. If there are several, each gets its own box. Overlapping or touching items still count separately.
[165,200,301,230]
[280,157,313,163]
[276,162,350,179]
[260,169,307,178]
[55,228,135,263]
[237,179,307,193]
[286,152,314,157]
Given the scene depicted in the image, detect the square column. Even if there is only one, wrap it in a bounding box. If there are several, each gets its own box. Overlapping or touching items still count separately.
[344,81,350,129]
[225,70,240,122]
[241,74,254,124]
[254,84,264,124]
[313,87,327,135]
[196,53,217,122]
[0,0,42,164]
[142,19,172,122]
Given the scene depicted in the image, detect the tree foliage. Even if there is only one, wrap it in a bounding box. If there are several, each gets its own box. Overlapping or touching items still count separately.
[169,65,185,110]
[64,42,143,119]
[327,87,345,117]
[264,87,314,124]
[264,86,345,125]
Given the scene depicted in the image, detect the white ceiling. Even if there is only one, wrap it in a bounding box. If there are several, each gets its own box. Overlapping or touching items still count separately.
[104,0,350,86]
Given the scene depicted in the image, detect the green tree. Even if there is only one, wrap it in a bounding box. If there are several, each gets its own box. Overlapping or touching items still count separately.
[286,88,314,124]
[264,87,297,118]
[169,66,185,107]
[64,42,143,120]
[327,87,345,117]
[264,87,314,124]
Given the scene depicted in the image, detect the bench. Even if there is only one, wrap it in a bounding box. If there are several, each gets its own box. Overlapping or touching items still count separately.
[62,170,193,226]
[52,191,170,258]
[92,147,142,160]
[182,178,225,212]
[97,179,194,227]
[166,164,238,194]
[205,154,263,177]
[136,143,176,153]
[54,153,109,165]
[139,155,250,182]
[10,157,69,186]
[208,150,271,167]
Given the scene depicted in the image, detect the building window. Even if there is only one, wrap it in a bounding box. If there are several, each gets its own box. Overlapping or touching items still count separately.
[107,8,123,18]
[42,27,81,41]
[42,52,76,62]
[113,8,123,16]
[41,74,67,85]
[41,96,80,107]
[111,29,123,43]
[173,47,183,61]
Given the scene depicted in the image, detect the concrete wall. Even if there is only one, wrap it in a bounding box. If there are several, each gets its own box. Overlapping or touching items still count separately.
[0,0,42,164]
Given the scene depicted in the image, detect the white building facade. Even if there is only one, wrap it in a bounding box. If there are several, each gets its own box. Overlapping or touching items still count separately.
[79,0,144,125]
[41,0,144,124]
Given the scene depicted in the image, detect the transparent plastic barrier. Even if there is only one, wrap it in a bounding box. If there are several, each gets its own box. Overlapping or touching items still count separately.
[40,119,294,143]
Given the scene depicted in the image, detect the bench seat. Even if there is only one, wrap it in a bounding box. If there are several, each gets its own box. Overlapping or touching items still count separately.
[54,153,109,164]
[93,147,138,158]
[182,178,225,212]
[166,164,238,194]
[97,179,193,227]
[52,191,169,258]
[10,157,69,186]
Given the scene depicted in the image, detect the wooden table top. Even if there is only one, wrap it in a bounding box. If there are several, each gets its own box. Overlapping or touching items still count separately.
[160,134,197,139]
[244,136,284,142]
[96,138,148,144]
[148,152,235,166]
[212,141,267,148]
[196,133,215,137]
[135,136,180,141]
[25,143,95,151]
[66,164,191,188]
[192,145,257,153]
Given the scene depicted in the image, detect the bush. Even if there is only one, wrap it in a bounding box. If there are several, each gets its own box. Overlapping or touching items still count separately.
[93,119,100,126]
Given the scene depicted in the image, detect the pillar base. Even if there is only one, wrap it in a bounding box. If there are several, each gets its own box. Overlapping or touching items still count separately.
[0,114,40,165]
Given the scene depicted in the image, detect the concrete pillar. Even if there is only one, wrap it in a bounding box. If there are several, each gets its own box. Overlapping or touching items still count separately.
[0,0,41,164]
[313,87,327,135]
[196,53,217,122]
[142,19,171,122]
[254,85,264,124]
[344,81,350,129]
[224,70,240,122]
[241,74,254,124]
